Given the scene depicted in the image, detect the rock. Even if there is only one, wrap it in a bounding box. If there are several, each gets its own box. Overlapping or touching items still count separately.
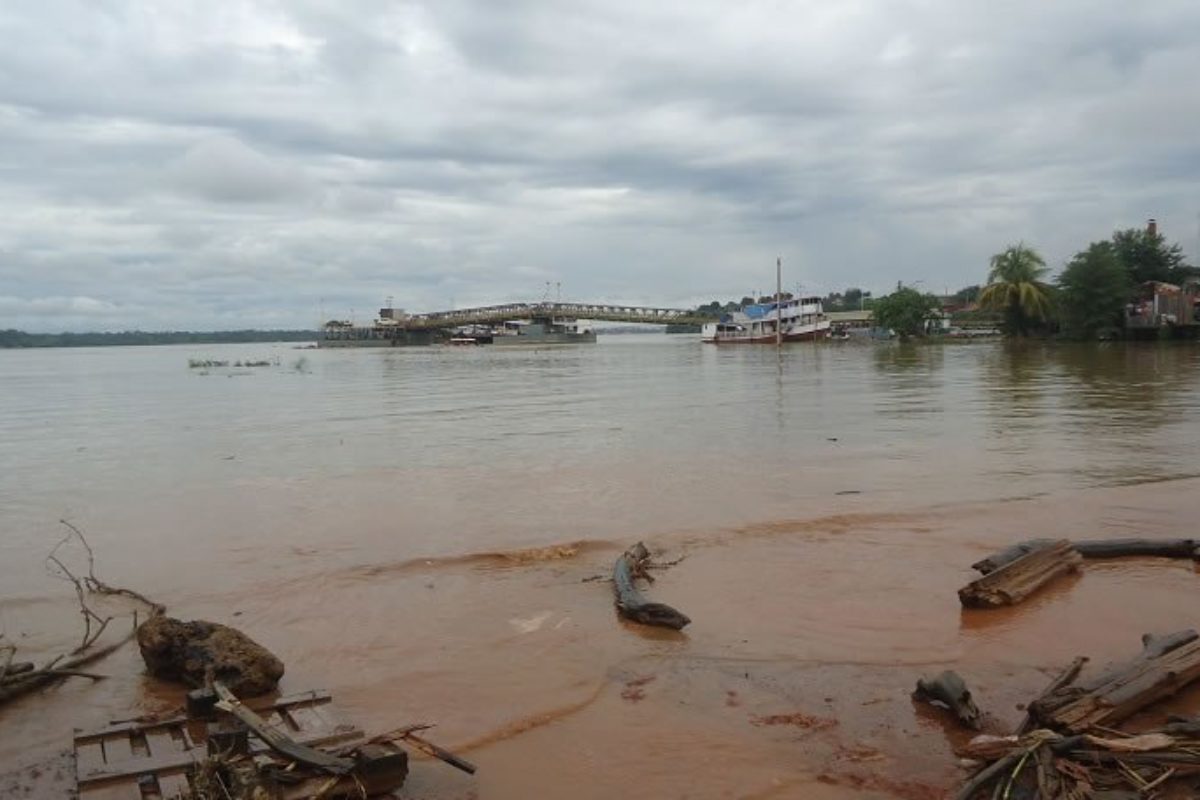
[136,616,284,697]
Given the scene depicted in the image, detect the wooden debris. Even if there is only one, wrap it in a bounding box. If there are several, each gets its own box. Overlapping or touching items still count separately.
[612,542,691,630]
[1015,656,1087,735]
[1,521,164,709]
[972,537,1200,574]
[1031,630,1200,733]
[958,539,1081,608]
[953,633,1200,797]
[913,670,981,730]
[213,681,354,773]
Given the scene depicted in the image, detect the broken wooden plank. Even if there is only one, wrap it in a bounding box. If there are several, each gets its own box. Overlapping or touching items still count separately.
[1032,631,1200,733]
[213,681,354,774]
[959,539,1081,608]
[913,670,982,730]
[76,691,332,742]
[1015,656,1087,735]
[612,542,691,630]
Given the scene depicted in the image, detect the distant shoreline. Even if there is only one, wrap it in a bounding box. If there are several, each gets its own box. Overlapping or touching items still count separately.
[0,329,318,348]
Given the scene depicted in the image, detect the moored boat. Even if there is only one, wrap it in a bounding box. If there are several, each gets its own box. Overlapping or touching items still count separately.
[701,296,830,344]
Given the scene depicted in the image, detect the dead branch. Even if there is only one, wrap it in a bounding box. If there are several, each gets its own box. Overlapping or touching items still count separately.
[0,522,165,708]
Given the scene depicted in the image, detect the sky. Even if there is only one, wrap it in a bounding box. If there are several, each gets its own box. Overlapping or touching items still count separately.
[2,1,1199,332]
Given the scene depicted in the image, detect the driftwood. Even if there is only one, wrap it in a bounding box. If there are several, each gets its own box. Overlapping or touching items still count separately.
[959,540,1082,608]
[973,537,1200,574]
[953,636,1200,797]
[1031,631,1200,733]
[913,670,981,730]
[1015,656,1087,735]
[1,521,164,708]
[612,542,691,630]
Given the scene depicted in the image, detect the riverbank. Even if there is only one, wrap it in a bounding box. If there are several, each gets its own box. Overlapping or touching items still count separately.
[4,476,1200,797]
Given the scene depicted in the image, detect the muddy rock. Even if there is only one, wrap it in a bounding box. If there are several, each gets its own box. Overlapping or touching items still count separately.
[136,616,284,697]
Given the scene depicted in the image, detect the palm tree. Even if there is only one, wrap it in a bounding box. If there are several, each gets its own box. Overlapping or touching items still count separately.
[979,244,1055,336]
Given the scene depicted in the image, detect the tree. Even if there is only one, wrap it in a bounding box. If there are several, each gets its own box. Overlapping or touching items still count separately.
[1057,242,1131,339]
[872,287,940,338]
[953,285,981,305]
[1111,228,1191,285]
[979,244,1055,336]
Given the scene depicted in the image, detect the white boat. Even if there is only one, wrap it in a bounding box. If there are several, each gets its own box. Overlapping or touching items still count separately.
[701,295,831,344]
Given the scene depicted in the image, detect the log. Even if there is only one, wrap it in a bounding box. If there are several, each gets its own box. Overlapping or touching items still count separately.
[959,540,1082,608]
[1075,538,1200,560]
[0,628,134,706]
[612,543,691,630]
[1032,631,1200,733]
[913,670,982,730]
[973,538,1200,574]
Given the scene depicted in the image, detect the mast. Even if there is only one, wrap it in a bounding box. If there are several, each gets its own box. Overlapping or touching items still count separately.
[776,256,783,347]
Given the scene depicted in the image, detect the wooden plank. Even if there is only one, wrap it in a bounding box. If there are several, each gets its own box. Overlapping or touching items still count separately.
[77,752,198,789]
[213,682,354,774]
[156,773,191,799]
[1034,632,1200,732]
[75,691,332,742]
[78,783,142,800]
[284,703,335,735]
[75,741,108,775]
[145,729,186,758]
[80,725,363,787]
[959,540,1082,608]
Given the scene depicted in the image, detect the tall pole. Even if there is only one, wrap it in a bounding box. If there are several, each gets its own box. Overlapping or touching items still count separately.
[776,256,783,347]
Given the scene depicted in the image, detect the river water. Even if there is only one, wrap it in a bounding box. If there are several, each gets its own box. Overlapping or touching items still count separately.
[2,336,1200,798]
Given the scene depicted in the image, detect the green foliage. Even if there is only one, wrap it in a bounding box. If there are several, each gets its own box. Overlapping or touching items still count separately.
[952,285,981,305]
[822,287,869,312]
[979,244,1055,336]
[1057,242,1132,339]
[872,287,940,338]
[1110,228,1193,285]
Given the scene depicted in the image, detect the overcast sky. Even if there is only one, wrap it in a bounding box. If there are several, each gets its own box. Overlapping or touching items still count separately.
[2,1,1199,331]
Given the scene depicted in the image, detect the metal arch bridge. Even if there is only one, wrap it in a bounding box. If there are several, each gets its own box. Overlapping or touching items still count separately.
[398,302,714,330]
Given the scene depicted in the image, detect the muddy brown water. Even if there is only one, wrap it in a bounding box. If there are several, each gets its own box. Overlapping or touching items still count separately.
[3,337,1200,798]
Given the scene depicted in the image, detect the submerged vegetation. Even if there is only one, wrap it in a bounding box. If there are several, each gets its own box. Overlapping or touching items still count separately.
[188,358,280,369]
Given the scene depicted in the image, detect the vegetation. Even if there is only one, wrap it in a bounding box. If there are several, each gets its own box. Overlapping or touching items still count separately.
[1111,227,1193,285]
[1,329,318,348]
[979,244,1055,337]
[1057,242,1131,340]
[872,287,940,338]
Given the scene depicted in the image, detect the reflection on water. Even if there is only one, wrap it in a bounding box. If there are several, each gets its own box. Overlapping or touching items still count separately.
[2,337,1200,797]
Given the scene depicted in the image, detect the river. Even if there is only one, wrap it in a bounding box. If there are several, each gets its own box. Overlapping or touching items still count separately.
[2,336,1200,798]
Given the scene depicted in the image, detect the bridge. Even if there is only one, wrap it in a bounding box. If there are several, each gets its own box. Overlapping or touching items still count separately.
[389,302,715,331]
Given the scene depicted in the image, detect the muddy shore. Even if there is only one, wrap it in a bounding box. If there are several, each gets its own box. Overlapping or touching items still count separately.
[4,476,1200,798]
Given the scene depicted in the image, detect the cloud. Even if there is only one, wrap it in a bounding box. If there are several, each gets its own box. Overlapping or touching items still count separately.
[1,0,1199,331]
[165,136,314,203]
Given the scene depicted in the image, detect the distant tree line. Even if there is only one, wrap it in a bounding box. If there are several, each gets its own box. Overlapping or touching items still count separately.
[0,329,319,348]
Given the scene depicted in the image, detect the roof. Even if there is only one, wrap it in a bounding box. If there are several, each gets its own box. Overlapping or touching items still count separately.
[826,310,874,322]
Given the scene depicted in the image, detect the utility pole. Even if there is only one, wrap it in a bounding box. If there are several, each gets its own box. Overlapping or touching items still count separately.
[776,256,783,348]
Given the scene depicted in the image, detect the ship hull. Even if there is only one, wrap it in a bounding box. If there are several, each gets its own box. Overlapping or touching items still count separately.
[703,323,831,344]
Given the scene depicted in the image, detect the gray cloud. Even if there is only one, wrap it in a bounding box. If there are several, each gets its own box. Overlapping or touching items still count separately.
[1,0,1199,331]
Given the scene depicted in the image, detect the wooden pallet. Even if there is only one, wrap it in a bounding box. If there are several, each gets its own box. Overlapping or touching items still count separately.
[75,691,364,799]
